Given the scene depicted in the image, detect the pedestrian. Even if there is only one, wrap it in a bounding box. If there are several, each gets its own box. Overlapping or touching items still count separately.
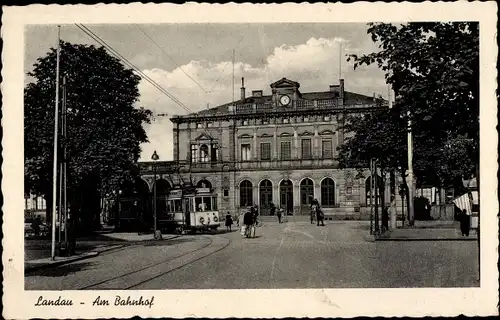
[225,211,233,232]
[67,209,76,256]
[381,206,389,233]
[270,202,276,216]
[459,208,471,237]
[277,206,282,223]
[31,215,42,237]
[313,199,325,227]
[310,197,317,224]
[425,201,432,220]
[243,209,254,237]
[251,205,259,226]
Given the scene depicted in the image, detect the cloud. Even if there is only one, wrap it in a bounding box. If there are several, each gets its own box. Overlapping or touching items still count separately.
[138,37,386,161]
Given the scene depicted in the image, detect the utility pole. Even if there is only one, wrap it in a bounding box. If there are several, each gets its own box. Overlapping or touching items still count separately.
[58,142,63,249]
[370,159,374,235]
[407,111,415,225]
[232,48,235,106]
[338,41,342,79]
[62,76,68,250]
[374,160,379,234]
[51,26,61,261]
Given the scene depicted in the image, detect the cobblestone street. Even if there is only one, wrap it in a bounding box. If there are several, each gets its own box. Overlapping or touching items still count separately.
[25,221,479,290]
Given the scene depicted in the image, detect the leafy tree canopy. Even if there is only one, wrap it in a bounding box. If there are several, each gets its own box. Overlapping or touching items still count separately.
[25,41,153,203]
[339,22,478,189]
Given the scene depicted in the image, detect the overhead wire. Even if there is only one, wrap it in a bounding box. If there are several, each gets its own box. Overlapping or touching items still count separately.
[134,24,208,95]
[74,23,192,115]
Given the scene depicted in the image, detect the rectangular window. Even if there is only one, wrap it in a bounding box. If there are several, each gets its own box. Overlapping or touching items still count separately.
[223,189,229,197]
[241,144,251,161]
[322,139,333,159]
[191,144,198,162]
[280,141,291,160]
[301,139,312,159]
[260,142,271,160]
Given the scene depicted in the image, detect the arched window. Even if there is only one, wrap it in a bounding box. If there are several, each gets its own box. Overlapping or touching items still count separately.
[200,144,209,162]
[300,178,314,206]
[321,178,336,207]
[239,180,253,207]
[197,179,212,189]
[259,179,273,214]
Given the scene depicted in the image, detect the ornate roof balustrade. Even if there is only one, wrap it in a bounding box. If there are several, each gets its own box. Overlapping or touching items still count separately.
[171,101,388,124]
[234,99,338,114]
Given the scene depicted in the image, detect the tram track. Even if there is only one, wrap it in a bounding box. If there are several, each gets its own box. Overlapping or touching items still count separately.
[79,234,230,290]
[125,235,231,289]
[96,235,182,257]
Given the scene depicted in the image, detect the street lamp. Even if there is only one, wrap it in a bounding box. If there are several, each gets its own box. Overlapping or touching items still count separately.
[151,150,161,240]
[398,184,406,227]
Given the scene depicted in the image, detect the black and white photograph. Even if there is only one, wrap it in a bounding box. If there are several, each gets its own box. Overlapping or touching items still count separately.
[2,2,498,319]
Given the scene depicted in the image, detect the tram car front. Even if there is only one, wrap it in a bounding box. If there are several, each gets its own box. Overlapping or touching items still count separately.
[188,187,220,232]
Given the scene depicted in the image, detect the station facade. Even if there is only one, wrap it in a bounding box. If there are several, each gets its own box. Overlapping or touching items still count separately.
[139,77,393,217]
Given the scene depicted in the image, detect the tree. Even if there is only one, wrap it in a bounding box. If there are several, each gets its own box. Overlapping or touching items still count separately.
[340,22,478,194]
[349,22,478,144]
[338,105,409,213]
[25,41,152,230]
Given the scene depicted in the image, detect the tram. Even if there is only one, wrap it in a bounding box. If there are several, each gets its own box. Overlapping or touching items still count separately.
[115,196,148,231]
[159,184,220,234]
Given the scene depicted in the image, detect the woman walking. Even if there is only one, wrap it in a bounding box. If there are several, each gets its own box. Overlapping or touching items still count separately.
[225,211,233,232]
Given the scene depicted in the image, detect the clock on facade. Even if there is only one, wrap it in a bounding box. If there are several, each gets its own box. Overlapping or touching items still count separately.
[280,95,291,106]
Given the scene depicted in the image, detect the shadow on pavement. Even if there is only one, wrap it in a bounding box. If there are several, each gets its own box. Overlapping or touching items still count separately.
[142,237,196,247]
[25,261,95,277]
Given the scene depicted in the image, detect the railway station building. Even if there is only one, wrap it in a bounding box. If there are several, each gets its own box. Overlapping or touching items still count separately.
[135,77,398,219]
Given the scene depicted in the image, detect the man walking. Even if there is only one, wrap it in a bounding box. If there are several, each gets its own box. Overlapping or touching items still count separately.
[313,199,325,227]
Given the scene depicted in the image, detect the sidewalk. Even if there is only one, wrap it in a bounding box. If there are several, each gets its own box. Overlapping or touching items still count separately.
[25,232,180,272]
[25,244,123,272]
[375,221,478,241]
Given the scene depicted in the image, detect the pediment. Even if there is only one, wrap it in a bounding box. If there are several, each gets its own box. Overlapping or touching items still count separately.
[319,129,336,135]
[195,133,213,141]
[259,133,272,138]
[299,131,313,136]
[280,132,292,137]
[238,133,253,139]
[270,77,300,89]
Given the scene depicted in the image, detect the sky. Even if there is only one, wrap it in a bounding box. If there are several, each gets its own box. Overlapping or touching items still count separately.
[24,23,388,162]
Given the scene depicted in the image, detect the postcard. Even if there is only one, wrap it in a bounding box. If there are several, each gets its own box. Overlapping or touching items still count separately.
[2,2,498,318]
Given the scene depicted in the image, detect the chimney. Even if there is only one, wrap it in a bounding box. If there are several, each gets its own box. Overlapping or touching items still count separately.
[252,90,263,97]
[373,93,376,102]
[240,77,246,100]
